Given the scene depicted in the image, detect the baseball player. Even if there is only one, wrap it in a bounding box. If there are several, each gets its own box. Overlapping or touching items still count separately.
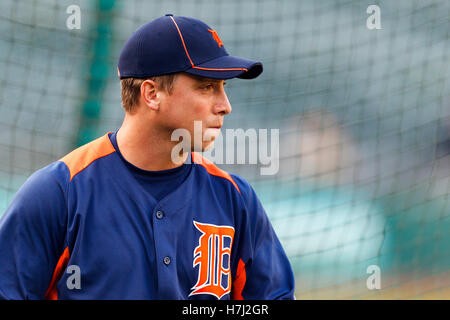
[0,14,295,300]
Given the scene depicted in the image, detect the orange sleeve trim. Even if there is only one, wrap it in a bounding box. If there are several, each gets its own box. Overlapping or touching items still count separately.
[192,152,241,193]
[45,247,70,300]
[231,259,246,300]
[59,133,116,182]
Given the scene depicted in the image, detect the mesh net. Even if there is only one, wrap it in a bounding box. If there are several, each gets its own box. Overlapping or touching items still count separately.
[1,0,449,299]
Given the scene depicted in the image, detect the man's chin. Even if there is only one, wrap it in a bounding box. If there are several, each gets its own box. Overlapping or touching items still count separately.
[202,141,215,152]
[192,141,215,152]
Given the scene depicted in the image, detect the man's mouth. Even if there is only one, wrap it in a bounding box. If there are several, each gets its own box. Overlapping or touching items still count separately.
[208,122,223,129]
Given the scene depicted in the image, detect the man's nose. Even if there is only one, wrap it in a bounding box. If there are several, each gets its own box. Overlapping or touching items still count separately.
[214,89,232,115]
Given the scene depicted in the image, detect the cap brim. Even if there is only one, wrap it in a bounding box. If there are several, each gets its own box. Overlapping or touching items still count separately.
[183,55,263,80]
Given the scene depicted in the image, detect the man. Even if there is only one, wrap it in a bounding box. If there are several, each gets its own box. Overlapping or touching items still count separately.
[0,14,295,300]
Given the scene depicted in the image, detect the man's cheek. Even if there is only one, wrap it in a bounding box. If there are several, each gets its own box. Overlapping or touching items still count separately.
[193,103,208,115]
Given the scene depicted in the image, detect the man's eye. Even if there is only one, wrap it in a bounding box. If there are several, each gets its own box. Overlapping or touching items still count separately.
[202,84,214,90]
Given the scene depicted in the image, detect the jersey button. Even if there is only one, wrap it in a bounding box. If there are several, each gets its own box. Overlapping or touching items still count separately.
[163,256,171,266]
[156,210,164,219]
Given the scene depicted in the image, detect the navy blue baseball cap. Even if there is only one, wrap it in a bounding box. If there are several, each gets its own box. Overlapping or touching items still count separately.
[118,14,263,80]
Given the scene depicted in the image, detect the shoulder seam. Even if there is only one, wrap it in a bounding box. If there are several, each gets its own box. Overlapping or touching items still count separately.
[229,173,251,212]
[59,133,116,182]
[192,152,241,193]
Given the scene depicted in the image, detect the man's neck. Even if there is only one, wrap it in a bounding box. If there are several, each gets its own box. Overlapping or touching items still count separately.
[115,118,188,171]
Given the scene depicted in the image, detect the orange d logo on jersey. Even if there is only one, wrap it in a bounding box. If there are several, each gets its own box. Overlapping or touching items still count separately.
[207,29,223,48]
[190,221,235,299]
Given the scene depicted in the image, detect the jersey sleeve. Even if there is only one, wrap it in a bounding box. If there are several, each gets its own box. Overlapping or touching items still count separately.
[231,174,295,300]
[0,161,68,300]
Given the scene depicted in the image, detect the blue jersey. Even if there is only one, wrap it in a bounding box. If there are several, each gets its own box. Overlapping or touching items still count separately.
[0,132,295,300]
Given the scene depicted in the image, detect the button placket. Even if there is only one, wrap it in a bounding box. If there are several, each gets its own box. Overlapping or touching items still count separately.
[156,210,164,219]
[163,256,171,266]
[152,204,177,297]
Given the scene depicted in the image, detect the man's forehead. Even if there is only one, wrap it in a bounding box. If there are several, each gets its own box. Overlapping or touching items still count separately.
[197,78,223,83]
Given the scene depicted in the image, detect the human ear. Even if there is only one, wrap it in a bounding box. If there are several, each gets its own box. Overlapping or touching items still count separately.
[140,80,160,111]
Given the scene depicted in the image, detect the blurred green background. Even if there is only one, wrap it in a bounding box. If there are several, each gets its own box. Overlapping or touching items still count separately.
[0,0,449,299]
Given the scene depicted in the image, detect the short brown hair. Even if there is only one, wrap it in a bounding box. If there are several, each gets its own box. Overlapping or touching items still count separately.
[120,74,177,114]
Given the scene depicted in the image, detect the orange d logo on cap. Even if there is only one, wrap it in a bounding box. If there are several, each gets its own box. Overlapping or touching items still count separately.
[208,29,223,48]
